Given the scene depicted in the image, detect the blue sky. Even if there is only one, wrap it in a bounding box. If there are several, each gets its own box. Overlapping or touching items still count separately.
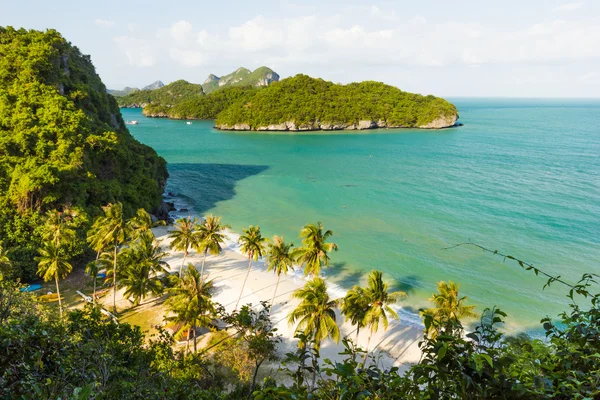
[3,0,600,97]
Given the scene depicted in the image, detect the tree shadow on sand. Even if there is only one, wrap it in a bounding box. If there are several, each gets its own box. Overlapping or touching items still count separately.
[166,163,269,214]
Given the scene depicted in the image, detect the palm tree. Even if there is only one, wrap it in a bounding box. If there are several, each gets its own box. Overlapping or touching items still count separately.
[0,241,11,281]
[266,236,294,315]
[85,259,100,304]
[288,277,340,351]
[295,222,338,277]
[36,242,72,317]
[119,231,169,306]
[87,203,129,312]
[362,270,406,364]
[127,208,154,239]
[43,208,76,249]
[165,264,216,353]
[421,281,477,339]
[195,215,228,281]
[341,285,369,343]
[168,217,201,277]
[236,225,268,310]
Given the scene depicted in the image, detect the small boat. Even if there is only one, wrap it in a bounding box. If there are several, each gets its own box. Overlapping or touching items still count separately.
[125,120,138,125]
[186,121,192,125]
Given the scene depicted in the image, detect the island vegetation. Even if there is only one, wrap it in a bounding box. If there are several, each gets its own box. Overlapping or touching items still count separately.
[1,26,598,400]
[201,66,279,94]
[116,79,204,109]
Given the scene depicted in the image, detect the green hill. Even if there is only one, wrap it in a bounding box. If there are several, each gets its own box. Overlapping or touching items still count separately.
[215,74,459,130]
[0,26,168,280]
[202,66,279,94]
[108,86,139,97]
[116,79,204,108]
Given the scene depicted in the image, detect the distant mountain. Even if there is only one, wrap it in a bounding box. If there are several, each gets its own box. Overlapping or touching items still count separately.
[108,86,139,97]
[142,80,164,91]
[202,66,279,94]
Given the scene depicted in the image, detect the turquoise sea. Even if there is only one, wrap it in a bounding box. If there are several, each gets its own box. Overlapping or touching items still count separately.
[122,98,600,334]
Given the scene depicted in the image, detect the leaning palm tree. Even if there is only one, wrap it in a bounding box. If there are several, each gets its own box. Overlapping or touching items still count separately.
[421,281,477,339]
[85,259,101,304]
[87,203,129,312]
[127,208,154,240]
[295,222,338,277]
[195,215,228,281]
[119,231,169,306]
[362,270,406,364]
[165,264,216,353]
[0,241,11,281]
[236,225,268,310]
[168,217,201,277]
[288,277,340,351]
[341,285,369,343]
[36,242,72,317]
[266,236,295,315]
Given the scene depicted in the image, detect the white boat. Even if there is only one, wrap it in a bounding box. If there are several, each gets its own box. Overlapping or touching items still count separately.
[125,120,138,125]
[186,121,192,125]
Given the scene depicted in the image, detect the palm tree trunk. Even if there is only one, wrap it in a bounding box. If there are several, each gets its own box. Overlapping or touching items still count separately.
[363,328,373,365]
[93,251,99,305]
[200,249,208,282]
[193,324,197,353]
[179,245,188,278]
[269,274,281,316]
[113,244,117,312]
[235,257,253,310]
[55,274,63,318]
[353,326,360,361]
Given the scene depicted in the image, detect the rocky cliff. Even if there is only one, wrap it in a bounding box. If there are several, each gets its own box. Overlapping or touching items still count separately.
[201,66,279,94]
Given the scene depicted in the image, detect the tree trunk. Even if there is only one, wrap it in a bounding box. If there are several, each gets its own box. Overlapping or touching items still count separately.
[193,325,197,353]
[179,245,188,278]
[92,251,99,305]
[250,359,264,394]
[113,244,117,313]
[55,274,63,318]
[269,274,281,316]
[235,257,253,310]
[353,326,360,361]
[200,249,207,282]
[363,328,373,365]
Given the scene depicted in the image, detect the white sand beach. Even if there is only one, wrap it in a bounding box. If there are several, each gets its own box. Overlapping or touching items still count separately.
[147,224,424,372]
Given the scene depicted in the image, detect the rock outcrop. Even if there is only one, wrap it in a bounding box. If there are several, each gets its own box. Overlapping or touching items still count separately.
[216,116,459,132]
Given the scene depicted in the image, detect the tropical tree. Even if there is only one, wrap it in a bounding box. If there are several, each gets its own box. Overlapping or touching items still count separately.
[119,231,169,306]
[168,217,201,277]
[0,241,10,281]
[196,215,228,281]
[85,259,100,304]
[236,225,268,310]
[165,264,216,353]
[295,222,338,277]
[341,285,369,343]
[288,277,340,351]
[421,281,477,339]
[36,242,72,317]
[127,208,154,240]
[87,203,129,312]
[42,208,76,249]
[266,236,295,315]
[362,270,406,364]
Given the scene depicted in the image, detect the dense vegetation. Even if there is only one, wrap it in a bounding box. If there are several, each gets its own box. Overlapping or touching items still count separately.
[107,86,139,97]
[148,86,261,120]
[0,27,168,280]
[202,66,279,94]
[215,74,459,129]
[116,80,204,108]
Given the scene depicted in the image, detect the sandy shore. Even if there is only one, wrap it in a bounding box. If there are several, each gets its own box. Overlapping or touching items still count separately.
[150,224,423,372]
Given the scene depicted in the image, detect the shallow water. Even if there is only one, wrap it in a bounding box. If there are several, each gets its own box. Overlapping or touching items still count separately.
[123,98,600,335]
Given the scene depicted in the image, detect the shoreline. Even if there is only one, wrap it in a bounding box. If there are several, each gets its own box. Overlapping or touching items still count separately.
[150,201,424,370]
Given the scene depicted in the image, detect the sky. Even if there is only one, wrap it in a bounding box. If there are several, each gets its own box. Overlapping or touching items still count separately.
[2,0,600,97]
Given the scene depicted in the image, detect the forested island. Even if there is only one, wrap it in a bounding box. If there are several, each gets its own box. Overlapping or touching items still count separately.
[116,74,459,131]
[1,26,599,400]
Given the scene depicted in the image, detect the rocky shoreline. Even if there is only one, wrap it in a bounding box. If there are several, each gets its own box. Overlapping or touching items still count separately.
[215,114,459,131]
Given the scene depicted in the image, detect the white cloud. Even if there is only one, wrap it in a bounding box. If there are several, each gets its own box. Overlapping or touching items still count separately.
[552,2,584,12]
[94,19,115,28]
[113,36,156,67]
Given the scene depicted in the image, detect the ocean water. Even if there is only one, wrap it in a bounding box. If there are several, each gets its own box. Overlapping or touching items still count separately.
[122,98,600,334]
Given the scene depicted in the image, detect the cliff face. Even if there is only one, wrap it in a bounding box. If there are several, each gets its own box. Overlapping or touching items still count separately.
[201,66,280,94]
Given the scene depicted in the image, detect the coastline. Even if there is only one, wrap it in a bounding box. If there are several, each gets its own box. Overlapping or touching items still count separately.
[149,199,423,370]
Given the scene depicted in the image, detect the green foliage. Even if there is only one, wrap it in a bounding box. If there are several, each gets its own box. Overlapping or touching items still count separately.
[167,85,261,119]
[215,74,458,129]
[0,27,167,281]
[117,79,204,108]
[295,222,338,277]
[202,66,277,94]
